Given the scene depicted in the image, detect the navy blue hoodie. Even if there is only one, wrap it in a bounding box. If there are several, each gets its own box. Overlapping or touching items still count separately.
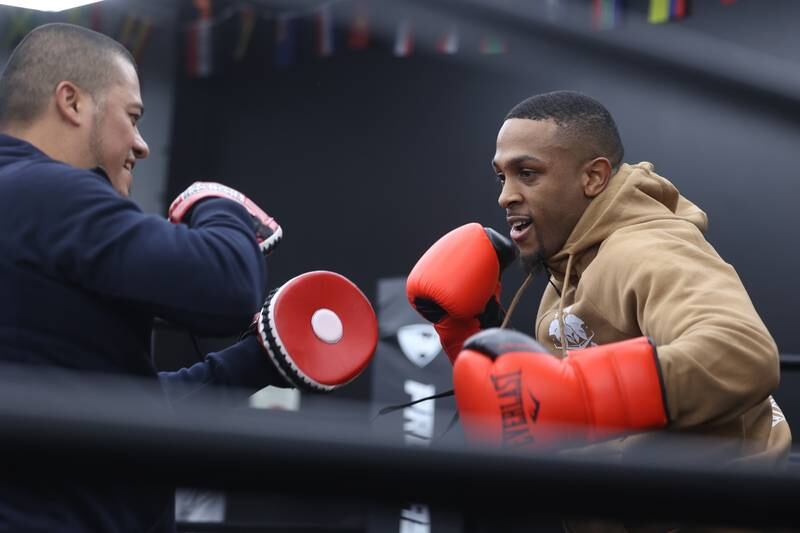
[0,134,285,531]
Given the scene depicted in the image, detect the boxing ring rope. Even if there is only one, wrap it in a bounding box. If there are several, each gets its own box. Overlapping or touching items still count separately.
[0,363,798,531]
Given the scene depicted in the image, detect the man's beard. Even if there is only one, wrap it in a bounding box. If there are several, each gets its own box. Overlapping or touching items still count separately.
[520,249,546,276]
[519,218,547,275]
[88,112,132,196]
[88,110,109,180]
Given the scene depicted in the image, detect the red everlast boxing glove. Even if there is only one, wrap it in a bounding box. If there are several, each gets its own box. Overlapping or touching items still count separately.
[453,328,669,450]
[168,181,283,256]
[406,223,516,363]
[254,271,378,392]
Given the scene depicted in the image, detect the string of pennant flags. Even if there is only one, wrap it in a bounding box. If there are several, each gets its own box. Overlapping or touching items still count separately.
[0,0,741,75]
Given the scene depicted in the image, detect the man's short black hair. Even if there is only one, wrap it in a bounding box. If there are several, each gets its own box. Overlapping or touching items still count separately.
[505,90,624,171]
[0,23,136,126]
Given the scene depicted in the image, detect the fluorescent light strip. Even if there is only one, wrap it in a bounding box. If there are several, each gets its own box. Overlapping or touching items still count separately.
[0,0,104,12]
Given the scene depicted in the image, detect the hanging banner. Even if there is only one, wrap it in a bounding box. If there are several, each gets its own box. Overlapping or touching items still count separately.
[369,277,458,447]
[367,277,462,533]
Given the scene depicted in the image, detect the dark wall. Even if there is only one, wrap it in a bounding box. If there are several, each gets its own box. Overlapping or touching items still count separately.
[164,1,800,391]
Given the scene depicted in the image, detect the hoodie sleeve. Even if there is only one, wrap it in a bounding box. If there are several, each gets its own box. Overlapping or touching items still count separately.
[602,222,779,429]
[159,335,289,406]
[30,165,267,335]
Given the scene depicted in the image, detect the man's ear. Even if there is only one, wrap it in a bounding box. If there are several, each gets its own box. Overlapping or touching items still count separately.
[54,81,89,127]
[582,157,613,198]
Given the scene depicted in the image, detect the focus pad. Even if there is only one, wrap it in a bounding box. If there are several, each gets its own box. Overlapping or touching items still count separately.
[258,271,378,392]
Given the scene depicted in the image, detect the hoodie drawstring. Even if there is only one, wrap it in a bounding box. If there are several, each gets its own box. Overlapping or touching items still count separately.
[500,271,535,329]
[557,254,574,357]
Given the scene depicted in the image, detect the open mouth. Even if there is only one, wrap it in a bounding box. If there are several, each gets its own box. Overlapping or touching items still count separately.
[511,220,531,232]
[508,216,533,242]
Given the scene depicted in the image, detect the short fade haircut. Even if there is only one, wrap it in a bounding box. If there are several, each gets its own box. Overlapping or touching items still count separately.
[0,23,136,126]
[505,91,625,171]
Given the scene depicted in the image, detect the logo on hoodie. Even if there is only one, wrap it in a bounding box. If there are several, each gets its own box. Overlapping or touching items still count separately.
[548,307,597,350]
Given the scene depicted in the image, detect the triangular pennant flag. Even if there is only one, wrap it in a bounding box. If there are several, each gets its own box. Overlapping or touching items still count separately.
[118,14,136,48]
[193,18,213,76]
[131,18,153,65]
[436,25,459,54]
[670,0,688,19]
[233,6,257,61]
[648,0,670,24]
[186,0,213,78]
[480,35,507,55]
[315,4,334,57]
[66,6,90,27]
[393,19,413,58]
[89,3,103,31]
[593,0,621,30]
[275,14,297,67]
[546,0,562,21]
[348,2,369,50]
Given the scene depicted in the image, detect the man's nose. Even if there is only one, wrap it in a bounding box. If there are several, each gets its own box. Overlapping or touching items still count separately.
[133,132,150,160]
[498,179,521,209]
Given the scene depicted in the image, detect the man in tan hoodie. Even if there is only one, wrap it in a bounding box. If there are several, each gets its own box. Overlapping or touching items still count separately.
[492,90,788,530]
[408,90,790,531]
[487,89,789,461]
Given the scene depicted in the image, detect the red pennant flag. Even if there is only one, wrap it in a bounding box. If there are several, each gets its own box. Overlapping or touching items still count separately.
[348,2,369,50]
[186,0,213,78]
[670,0,688,19]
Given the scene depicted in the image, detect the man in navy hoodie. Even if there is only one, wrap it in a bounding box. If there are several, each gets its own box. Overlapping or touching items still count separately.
[0,22,311,532]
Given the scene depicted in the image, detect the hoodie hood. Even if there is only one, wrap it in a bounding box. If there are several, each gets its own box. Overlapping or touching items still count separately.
[541,162,708,357]
[547,162,708,276]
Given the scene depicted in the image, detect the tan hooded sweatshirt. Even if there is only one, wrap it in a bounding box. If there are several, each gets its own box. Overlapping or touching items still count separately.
[534,162,790,467]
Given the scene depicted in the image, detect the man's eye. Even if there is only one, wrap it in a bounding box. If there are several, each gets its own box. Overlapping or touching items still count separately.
[495,174,505,185]
[519,169,536,178]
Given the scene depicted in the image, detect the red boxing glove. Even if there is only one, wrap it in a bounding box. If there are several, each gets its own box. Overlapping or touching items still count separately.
[453,328,669,450]
[255,271,378,392]
[406,223,516,363]
[168,181,283,256]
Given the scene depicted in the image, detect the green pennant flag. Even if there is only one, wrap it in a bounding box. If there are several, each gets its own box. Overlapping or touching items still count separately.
[648,0,670,24]
[480,35,507,55]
